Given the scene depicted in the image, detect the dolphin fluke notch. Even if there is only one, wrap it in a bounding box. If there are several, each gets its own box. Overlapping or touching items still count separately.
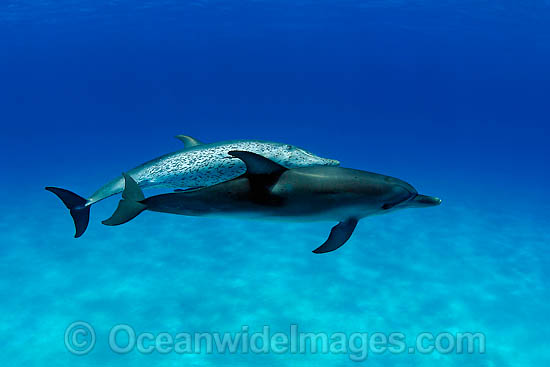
[45,187,90,238]
[313,218,359,254]
[102,173,147,226]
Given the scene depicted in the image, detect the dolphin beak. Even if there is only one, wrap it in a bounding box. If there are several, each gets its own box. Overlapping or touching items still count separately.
[406,194,442,208]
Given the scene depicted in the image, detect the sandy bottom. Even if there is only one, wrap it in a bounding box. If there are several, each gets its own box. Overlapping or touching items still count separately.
[1,191,548,366]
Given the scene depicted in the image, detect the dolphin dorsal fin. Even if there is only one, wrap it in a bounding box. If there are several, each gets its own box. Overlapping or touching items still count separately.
[175,135,203,148]
[228,151,287,204]
[228,151,287,176]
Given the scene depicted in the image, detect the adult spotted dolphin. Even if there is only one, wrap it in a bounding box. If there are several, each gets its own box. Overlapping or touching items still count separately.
[46,136,339,238]
[103,151,441,253]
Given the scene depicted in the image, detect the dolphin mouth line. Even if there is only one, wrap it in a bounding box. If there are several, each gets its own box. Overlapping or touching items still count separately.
[398,192,418,206]
[382,193,417,210]
[405,193,418,203]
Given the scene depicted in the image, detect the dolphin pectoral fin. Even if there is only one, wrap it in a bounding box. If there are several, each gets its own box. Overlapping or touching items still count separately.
[175,135,203,148]
[228,151,287,176]
[102,173,147,226]
[312,218,359,254]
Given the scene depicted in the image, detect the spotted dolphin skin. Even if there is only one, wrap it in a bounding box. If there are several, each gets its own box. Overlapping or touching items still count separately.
[46,136,339,238]
[103,151,442,254]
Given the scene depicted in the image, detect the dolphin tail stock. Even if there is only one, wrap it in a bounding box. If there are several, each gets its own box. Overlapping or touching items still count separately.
[102,173,147,226]
[45,187,91,238]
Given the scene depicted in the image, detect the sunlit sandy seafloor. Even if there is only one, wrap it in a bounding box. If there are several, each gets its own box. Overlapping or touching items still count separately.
[1,191,548,366]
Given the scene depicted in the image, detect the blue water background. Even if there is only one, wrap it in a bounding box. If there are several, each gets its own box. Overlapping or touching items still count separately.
[1,1,549,366]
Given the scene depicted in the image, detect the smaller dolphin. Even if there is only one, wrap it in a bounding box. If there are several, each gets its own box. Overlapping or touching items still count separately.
[45,136,338,238]
[103,151,442,253]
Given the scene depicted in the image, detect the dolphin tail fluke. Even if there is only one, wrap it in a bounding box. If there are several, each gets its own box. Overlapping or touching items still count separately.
[45,187,90,238]
[312,218,358,254]
[102,173,147,226]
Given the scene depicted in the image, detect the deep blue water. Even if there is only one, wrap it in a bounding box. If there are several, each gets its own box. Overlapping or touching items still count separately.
[1,1,549,366]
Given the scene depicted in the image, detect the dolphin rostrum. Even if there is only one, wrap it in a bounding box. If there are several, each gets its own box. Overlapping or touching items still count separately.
[45,136,339,238]
[103,151,442,253]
